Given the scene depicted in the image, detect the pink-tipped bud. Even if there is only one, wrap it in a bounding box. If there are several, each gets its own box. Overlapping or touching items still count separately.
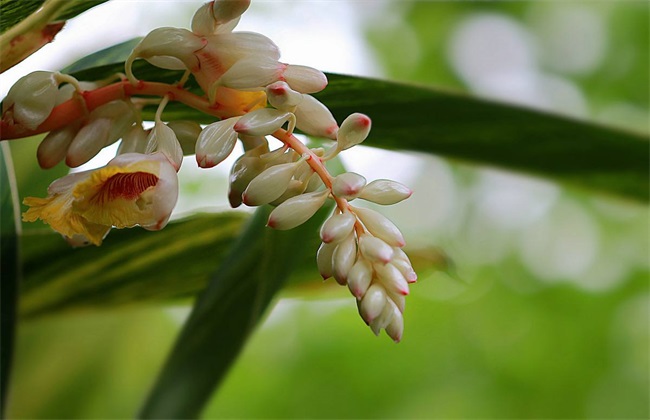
[347,258,373,299]
[4,71,60,130]
[294,95,338,140]
[267,189,329,230]
[282,64,328,94]
[337,113,371,151]
[320,211,356,244]
[359,284,387,324]
[195,117,239,168]
[266,81,303,110]
[369,300,396,336]
[218,57,285,91]
[37,123,79,169]
[212,0,251,24]
[145,121,184,171]
[332,172,366,200]
[359,179,412,205]
[374,262,409,296]
[358,234,394,264]
[168,120,202,155]
[385,303,404,342]
[242,162,298,206]
[332,233,357,285]
[353,206,405,247]
[234,108,295,136]
[317,241,336,280]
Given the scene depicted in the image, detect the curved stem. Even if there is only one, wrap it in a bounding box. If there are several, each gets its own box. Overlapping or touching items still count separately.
[0,80,239,140]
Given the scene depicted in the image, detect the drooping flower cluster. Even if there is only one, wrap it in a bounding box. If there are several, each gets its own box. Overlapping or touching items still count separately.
[0,0,416,341]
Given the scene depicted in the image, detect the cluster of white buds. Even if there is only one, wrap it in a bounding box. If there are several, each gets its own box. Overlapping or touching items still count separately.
[0,0,417,341]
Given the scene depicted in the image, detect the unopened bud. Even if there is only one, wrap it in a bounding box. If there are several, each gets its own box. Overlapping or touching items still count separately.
[358,179,412,205]
[4,71,60,130]
[228,153,265,207]
[320,211,356,244]
[347,258,372,299]
[390,253,417,283]
[332,232,357,285]
[353,206,405,247]
[234,108,296,136]
[145,121,184,170]
[168,120,202,155]
[374,262,409,296]
[317,241,336,280]
[242,162,298,206]
[293,95,338,139]
[191,2,218,35]
[118,124,149,155]
[385,305,404,343]
[266,81,303,110]
[337,113,371,151]
[218,57,285,91]
[267,189,329,230]
[37,123,79,169]
[359,284,387,324]
[282,64,328,94]
[195,117,239,168]
[66,118,113,167]
[358,234,394,264]
[332,172,366,200]
[370,300,396,336]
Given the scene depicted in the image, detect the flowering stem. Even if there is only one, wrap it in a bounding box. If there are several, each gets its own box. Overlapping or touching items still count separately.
[0,80,238,140]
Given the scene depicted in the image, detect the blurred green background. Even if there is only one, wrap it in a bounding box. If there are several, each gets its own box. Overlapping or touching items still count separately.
[5,0,649,418]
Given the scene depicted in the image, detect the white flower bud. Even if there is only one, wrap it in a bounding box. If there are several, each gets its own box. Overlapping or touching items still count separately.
[145,121,184,171]
[353,206,405,247]
[66,118,113,167]
[370,300,396,336]
[118,124,149,155]
[391,254,417,283]
[191,2,218,35]
[4,71,60,130]
[37,123,79,169]
[317,241,336,280]
[168,120,202,155]
[359,284,387,324]
[234,108,295,136]
[228,153,265,207]
[203,32,280,70]
[90,100,136,145]
[374,262,409,296]
[359,179,412,205]
[293,95,338,140]
[195,117,239,168]
[347,258,372,299]
[242,162,298,206]
[332,172,366,200]
[269,179,306,206]
[266,189,329,230]
[217,57,285,91]
[320,211,356,244]
[332,232,357,285]
[212,0,250,24]
[266,81,304,110]
[385,304,404,342]
[282,64,328,94]
[337,113,371,151]
[128,28,202,76]
[358,234,394,264]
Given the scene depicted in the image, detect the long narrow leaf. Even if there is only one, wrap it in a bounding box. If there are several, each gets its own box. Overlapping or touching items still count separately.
[0,142,20,417]
[62,60,649,201]
[0,0,108,34]
[139,204,332,418]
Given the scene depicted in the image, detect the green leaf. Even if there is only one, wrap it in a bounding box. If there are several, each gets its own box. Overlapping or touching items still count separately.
[20,213,247,319]
[139,204,332,419]
[65,60,649,201]
[0,0,108,34]
[62,38,142,74]
[0,143,20,417]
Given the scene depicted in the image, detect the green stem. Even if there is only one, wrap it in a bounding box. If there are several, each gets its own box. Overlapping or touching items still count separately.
[0,0,69,49]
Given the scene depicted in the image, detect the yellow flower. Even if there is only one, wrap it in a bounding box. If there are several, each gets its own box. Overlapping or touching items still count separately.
[23,152,178,246]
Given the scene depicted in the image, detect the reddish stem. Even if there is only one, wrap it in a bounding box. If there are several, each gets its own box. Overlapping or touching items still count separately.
[0,80,236,140]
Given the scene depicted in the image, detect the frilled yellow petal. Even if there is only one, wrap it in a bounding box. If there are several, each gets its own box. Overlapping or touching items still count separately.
[23,193,111,246]
[72,152,178,231]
